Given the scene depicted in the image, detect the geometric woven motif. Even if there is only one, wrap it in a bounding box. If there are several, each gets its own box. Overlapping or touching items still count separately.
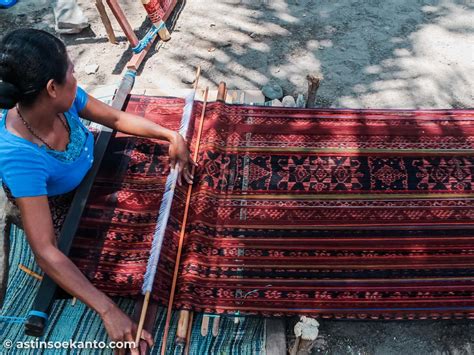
[70,98,474,320]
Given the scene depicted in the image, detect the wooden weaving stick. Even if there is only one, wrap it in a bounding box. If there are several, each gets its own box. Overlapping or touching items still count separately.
[158,86,209,355]
[199,81,227,337]
[24,70,136,337]
[134,67,202,349]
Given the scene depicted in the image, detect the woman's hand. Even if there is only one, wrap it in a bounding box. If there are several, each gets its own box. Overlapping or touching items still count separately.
[168,132,197,186]
[101,303,154,355]
[17,196,153,354]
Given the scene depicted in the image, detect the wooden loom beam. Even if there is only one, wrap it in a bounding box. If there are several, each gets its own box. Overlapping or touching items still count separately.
[24,70,136,337]
[127,45,152,72]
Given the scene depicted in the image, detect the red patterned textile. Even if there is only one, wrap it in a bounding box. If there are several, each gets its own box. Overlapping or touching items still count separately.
[142,0,177,24]
[70,97,474,320]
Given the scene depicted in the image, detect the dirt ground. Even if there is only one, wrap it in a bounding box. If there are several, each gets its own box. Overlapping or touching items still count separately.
[1,0,473,354]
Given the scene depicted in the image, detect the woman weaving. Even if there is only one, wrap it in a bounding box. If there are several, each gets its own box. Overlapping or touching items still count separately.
[0,29,194,350]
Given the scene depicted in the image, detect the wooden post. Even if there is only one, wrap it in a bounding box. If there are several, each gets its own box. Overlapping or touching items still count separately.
[305,75,321,108]
[106,0,139,47]
[176,310,190,343]
[95,0,117,44]
[127,46,155,71]
[160,87,210,355]
[217,82,227,102]
[200,315,210,337]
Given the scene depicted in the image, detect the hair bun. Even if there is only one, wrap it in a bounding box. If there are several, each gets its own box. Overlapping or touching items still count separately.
[0,80,21,109]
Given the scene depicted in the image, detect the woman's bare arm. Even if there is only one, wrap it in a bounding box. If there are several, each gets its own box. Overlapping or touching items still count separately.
[17,195,113,314]
[81,95,177,141]
[16,195,153,351]
[80,95,196,185]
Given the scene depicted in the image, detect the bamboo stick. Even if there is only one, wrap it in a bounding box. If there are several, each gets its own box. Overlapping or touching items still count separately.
[18,264,42,280]
[134,68,202,350]
[175,66,201,345]
[176,66,201,343]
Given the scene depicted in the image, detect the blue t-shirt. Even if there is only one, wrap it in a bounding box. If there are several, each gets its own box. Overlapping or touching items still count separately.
[0,87,95,198]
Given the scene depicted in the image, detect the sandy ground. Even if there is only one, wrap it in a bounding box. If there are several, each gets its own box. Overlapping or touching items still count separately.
[0,0,473,354]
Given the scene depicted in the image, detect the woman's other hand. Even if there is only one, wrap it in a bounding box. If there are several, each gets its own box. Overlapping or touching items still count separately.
[82,96,198,186]
[168,132,197,186]
[101,303,154,355]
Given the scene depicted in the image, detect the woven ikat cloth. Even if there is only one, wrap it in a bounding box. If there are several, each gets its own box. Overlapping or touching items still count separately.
[70,96,474,320]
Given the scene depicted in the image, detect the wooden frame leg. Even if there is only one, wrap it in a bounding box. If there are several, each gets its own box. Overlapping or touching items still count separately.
[106,0,139,47]
[96,0,117,44]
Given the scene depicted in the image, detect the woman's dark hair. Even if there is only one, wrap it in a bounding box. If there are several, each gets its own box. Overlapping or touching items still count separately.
[0,29,68,109]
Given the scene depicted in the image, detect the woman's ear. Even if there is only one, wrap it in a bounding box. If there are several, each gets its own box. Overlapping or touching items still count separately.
[45,79,58,99]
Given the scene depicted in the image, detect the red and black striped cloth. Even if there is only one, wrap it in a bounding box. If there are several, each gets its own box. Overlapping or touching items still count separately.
[142,0,177,23]
[70,96,474,320]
